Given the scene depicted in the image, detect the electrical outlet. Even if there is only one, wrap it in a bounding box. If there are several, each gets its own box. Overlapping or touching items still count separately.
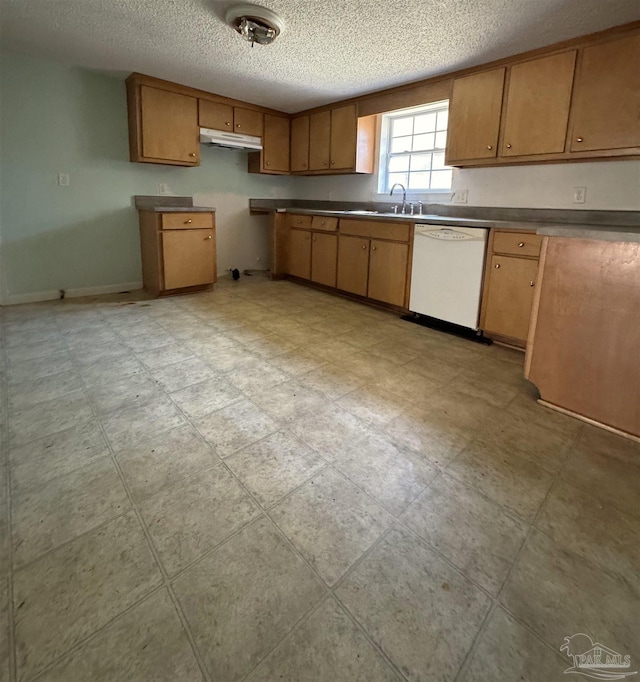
[573,187,586,204]
[58,172,70,187]
[158,183,171,196]
[454,189,468,204]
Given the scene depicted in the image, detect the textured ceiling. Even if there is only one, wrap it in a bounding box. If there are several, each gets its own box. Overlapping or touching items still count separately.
[1,0,638,112]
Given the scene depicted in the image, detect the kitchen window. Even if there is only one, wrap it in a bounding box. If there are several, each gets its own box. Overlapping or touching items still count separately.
[378,101,452,193]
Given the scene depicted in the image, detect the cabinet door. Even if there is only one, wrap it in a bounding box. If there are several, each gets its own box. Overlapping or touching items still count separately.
[330,105,357,170]
[446,68,505,163]
[289,229,311,279]
[162,229,215,290]
[234,107,263,137]
[570,33,640,152]
[141,86,199,164]
[291,116,310,172]
[309,111,331,170]
[198,100,233,131]
[482,255,538,342]
[367,240,409,307]
[501,51,576,156]
[311,233,338,287]
[263,115,290,172]
[337,235,369,296]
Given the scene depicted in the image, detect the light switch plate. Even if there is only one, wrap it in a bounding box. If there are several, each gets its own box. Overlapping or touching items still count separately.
[454,189,468,203]
[573,187,586,204]
[58,172,70,187]
[158,183,171,196]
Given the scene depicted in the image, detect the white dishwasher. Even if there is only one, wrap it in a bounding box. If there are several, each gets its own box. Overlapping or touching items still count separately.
[409,225,488,330]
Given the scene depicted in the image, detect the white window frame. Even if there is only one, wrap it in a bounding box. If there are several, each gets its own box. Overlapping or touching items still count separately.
[377,100,452,195]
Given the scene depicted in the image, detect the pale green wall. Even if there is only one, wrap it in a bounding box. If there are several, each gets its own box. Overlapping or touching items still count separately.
[0,50,294,302]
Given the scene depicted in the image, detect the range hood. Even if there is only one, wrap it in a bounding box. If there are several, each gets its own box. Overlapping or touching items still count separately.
[199,127,262,151]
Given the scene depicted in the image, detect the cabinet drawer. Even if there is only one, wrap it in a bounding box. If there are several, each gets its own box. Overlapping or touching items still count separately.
[492,231,542,257]
[311,215,338,232]
[161,212,214,230]
[339,219,410,242]
[288,214,313,229]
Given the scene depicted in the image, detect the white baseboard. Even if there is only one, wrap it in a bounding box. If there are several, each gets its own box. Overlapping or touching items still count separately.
[1,281,143,306]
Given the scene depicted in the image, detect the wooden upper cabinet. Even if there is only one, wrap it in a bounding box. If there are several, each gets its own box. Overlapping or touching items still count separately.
[570,32,640,152]
[198,100,233,131]
[501,51,576,156]
[136,86,199,165]
[233,107,263,137]
[330,105,357,169]
[291,116,310,172]
[446,68,505,163]
[199,101,263,137]
[309,111,331,170]
[262,115,290,172]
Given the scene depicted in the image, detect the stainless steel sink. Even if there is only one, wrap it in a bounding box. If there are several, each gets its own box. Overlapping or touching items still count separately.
[342,210,380,215]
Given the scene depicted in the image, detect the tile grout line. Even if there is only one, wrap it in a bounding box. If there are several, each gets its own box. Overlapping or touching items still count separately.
[52,314,215,682]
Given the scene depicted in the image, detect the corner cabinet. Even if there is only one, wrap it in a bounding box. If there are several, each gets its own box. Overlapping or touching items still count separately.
[248,114,291,175]
[127,83,200,166]
[138,211,217,295]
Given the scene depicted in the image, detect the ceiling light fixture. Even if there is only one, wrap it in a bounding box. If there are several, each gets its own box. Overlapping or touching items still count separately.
[225,4,285,47]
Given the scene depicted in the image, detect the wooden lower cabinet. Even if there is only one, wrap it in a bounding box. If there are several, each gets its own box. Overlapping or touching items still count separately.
[163,229,215,290]
[311,233,338,287]
[138,210,217,295]
[337,235,370,296]
[289,229,312,279]
[367,240,409,306]
[481,254,538,343]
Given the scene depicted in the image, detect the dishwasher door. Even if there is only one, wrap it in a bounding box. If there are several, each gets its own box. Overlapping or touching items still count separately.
[409,225,488,330]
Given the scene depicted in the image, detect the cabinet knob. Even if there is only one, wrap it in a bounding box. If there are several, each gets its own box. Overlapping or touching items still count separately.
[206,235,212,240]
[185,219,192,224]
[189,153,196,157]
[235,123,240,128]
[266,161,270,166]
[530,281,535,287]
[321,221,325,225]
[506,144,512,149]
[322,161,328,166]
[361,244,367,250]
[518,242,525,248]
[225,122,231,127]
[486,145,492,150]
[576,137,583,142]
[312,236,316,241]
[494,263,501,269]
[372,245,377,251]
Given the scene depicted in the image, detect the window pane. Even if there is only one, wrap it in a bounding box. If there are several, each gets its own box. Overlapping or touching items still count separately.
[391,136,413,153]
[432,151,446,170]
[430,169,453,189]
[410,153,431,171]
[414,112,437,134]
[435,131,447,148]
[436,109,449,130]
[391,117,413,137]
[388,172,408,189]
[388,155,410,172]
[413,133,435,151]
[408,172,431,190]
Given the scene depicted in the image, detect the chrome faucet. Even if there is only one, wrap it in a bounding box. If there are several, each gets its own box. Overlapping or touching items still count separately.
[389,183,407,214]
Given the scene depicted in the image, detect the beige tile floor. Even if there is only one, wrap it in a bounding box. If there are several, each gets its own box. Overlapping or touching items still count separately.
[0,274,639,682]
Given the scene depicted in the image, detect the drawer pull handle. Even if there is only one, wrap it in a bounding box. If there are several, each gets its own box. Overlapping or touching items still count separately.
[530,281,535,287]
[576,137,583,143]
[494,263,501,269]
[518,242,525,247]
[185,219,192,224]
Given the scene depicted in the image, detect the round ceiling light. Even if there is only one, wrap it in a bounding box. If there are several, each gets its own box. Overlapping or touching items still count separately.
[225,4,285,46]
